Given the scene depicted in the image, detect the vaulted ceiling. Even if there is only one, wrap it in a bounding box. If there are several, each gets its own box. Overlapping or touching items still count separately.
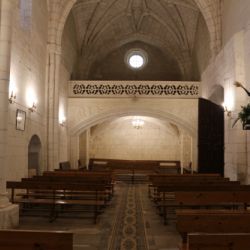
[65,0,211,80]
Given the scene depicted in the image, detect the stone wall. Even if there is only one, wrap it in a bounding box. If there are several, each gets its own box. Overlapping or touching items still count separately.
[199,0,250,182]
[6,0,48,181]
[202,31,248,182]
[89,117,181,161]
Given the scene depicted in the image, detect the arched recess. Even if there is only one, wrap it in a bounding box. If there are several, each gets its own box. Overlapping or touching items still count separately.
[28,135,42,177]
[69,108,197,170]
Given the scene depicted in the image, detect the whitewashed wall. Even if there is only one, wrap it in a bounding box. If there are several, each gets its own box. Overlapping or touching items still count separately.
[6,0,48,181]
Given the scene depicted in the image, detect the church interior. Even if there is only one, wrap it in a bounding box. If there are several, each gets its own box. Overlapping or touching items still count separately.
[1,0,250,249]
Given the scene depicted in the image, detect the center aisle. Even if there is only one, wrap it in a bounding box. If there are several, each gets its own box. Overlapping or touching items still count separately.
[107,183,181,250]
[139,184,181,250]
[108,184,148,250]
[18,183,181,250]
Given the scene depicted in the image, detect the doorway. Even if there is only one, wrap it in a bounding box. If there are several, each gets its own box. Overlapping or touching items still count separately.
[28,135,42,176]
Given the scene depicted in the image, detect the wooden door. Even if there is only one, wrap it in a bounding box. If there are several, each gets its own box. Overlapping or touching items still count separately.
[198,98,224,175]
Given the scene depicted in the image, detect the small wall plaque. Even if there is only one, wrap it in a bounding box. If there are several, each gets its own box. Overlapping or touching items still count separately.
[16,109,26,131]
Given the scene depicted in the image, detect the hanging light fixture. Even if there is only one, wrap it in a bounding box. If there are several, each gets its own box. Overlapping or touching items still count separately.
[132,117,144,129]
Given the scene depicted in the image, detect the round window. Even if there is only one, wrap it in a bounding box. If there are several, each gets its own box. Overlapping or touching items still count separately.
[125,49,148,70]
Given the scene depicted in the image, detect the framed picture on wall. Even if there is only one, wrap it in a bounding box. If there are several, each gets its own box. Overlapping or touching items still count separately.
[16,109,26,131]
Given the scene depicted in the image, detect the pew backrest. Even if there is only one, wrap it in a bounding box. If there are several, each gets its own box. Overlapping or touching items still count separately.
[188,233,250,250]
[0,230,73,250]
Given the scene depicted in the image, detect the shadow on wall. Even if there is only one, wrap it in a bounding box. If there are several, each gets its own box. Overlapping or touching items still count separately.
[28,135,42,177]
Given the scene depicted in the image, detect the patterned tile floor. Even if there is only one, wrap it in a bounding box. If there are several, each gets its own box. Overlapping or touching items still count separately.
[18,183,181,250]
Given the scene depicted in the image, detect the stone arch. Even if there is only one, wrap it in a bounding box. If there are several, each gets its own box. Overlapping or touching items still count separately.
[49,0,221,56]
[195,0,221,55]
[28,135,42,176]
[69,107,197,169]
[70,108,196,137]
[54,0,77,46]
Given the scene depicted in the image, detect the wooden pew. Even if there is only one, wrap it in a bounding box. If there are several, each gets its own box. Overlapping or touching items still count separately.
[154,183,243,224]
[148,174,234,202]
[6,181,107,223]
[148,174,226,197]
[176,209,250,243]
[59,161,71,170]
[186,233,250,250]
[89,159,181,182]
[148,175,242,224]
[175,190,250,208]
[0,230,73,250]
[22,175,114,200]
[41,170,114,197]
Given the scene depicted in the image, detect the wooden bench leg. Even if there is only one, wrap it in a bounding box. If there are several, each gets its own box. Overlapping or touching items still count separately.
[49,203,57,223]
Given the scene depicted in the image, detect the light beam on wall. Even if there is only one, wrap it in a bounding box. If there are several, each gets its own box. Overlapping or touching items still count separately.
[8,82,17,104]
[132,116,144,129]
[26,87,37,112]
[224,79,235,113]
[59,108,66,126]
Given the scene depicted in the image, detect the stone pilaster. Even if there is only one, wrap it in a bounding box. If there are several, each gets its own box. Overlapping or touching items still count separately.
[0,0,19,228]
[46,44,61,170]
[70,135,79,168]
[86,128,90,169]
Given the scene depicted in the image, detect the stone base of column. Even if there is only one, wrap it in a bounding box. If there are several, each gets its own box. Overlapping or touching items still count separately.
[0,193,19,229]
[0,204,19,229]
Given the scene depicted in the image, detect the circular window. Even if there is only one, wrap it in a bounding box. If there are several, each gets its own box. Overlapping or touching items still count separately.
[125,49,148,70]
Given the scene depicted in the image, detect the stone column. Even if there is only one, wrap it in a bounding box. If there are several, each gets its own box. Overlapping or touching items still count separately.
[0,0,19,228]
[86,128,90,169]
[180,134,184,174]
[180,133,192,173]
[191,137,198,172]
[70,135,79,168]
[46,44,61,170]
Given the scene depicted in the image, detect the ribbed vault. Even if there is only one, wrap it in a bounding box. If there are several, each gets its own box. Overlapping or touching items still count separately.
[47,0,222,80]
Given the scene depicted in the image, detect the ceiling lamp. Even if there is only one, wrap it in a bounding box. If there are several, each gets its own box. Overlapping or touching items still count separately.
[132,117,144,129]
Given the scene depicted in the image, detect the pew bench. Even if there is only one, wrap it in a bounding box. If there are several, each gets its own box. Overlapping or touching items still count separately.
[6,181,108,223]
[0,230,73,250]
[183,233,250,250]
[22,176,114,200]
[148,174,226,199]
[176,209,250,243]
[151,182,243,223]
[89,158,181,182]
[42,171,115,197]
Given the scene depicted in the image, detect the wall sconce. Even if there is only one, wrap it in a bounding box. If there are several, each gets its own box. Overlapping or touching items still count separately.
[59,116,66,126]
[29,102,37,112]
[222,103,232,117]
[9,90,16,104]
